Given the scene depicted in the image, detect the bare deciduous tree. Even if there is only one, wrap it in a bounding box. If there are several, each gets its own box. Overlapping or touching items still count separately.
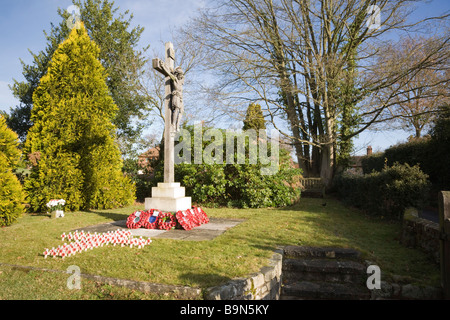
[366,36,450,138]
[178,0,449,185]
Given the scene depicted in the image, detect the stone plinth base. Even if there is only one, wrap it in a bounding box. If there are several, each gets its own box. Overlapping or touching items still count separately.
[145,182,191,212]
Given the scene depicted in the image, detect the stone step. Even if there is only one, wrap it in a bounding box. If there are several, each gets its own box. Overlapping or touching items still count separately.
[280,246,370,300]
[283,245,361,260]
[281,281,371,300]
[283,271,366,285]
[279,295,304,300]
[282,258,367,284]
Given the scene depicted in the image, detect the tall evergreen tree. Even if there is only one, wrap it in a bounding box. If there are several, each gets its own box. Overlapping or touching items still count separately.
[243,103,266,131]
[9,0,150,147]
[24,23,135,212]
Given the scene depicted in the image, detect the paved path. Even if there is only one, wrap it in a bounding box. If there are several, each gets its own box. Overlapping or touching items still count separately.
[71,218,245,241]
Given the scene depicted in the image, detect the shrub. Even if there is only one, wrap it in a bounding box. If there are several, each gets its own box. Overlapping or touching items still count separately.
[0,157,25,227]
[0,115,25,226]
[0,115,21,168]
[122,158,153,203]
[151,125,302,208]
[382,163,431,218]
[225,163,273,208]
[335,162,430,220]
[177,163,228,205]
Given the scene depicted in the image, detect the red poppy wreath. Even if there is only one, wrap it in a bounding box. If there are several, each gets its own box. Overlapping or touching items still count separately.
[156,211,177,230]
[189,208,202,227]
[176,210,194,230]
[126,210,149,229]
[193,206,209,224]
[141,209,159,229]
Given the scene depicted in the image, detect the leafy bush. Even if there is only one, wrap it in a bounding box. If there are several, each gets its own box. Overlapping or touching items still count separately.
[0,157,25,227]
[177,163,228,206]
[0,115,25,226]
[0,117,21,169]
[150,125,302,208]
[122,158,153,203]
[335,162,430,220]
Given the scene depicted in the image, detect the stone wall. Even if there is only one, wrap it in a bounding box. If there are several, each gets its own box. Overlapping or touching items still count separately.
[204,249,283,300]
[371,281,442,300]
[401,208,440,264]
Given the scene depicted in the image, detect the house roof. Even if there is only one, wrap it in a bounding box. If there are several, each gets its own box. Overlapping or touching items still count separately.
[139,146,160,159]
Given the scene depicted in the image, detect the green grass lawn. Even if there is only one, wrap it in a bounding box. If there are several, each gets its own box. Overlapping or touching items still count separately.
[0,197,440,299]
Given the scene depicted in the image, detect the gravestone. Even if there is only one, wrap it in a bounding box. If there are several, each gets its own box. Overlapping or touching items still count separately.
[145,42,191,212]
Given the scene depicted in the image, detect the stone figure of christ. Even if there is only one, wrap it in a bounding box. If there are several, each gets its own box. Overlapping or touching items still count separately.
[157,60,185,132]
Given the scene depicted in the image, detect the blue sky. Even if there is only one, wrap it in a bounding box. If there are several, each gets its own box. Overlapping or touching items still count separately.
[0,0,448,155]
[0,0,205,111]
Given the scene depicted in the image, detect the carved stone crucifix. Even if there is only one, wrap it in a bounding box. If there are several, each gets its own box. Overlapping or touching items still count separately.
[152,42,184,183]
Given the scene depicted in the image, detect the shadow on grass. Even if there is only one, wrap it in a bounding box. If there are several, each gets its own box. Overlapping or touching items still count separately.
[83,209,131,222]
[83,208,137,221]
[178,272,231,288]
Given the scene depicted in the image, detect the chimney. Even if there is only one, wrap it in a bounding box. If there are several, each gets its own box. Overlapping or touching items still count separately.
[367,146,373,155]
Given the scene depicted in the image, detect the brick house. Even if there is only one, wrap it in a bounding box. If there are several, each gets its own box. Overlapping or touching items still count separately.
[137,146,160,174]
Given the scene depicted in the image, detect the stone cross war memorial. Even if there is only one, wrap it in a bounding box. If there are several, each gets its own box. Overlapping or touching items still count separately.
[145,42,191,213]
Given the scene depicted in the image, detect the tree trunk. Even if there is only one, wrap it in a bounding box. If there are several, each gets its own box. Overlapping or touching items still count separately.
[320,97,336,187]
[320,143,334,188]
[264,0,311,176]
[415,125,422,138]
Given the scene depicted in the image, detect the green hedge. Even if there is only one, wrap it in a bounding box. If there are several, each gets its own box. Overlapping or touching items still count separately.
[334,163,430,220]
[361,136,449,191]
[361,138,431,174]
[360,103,450,191]
[429,116,450,190]
[361,152,385,174]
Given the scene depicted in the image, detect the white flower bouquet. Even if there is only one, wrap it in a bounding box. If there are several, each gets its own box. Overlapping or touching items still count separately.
[46,199,66,217]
